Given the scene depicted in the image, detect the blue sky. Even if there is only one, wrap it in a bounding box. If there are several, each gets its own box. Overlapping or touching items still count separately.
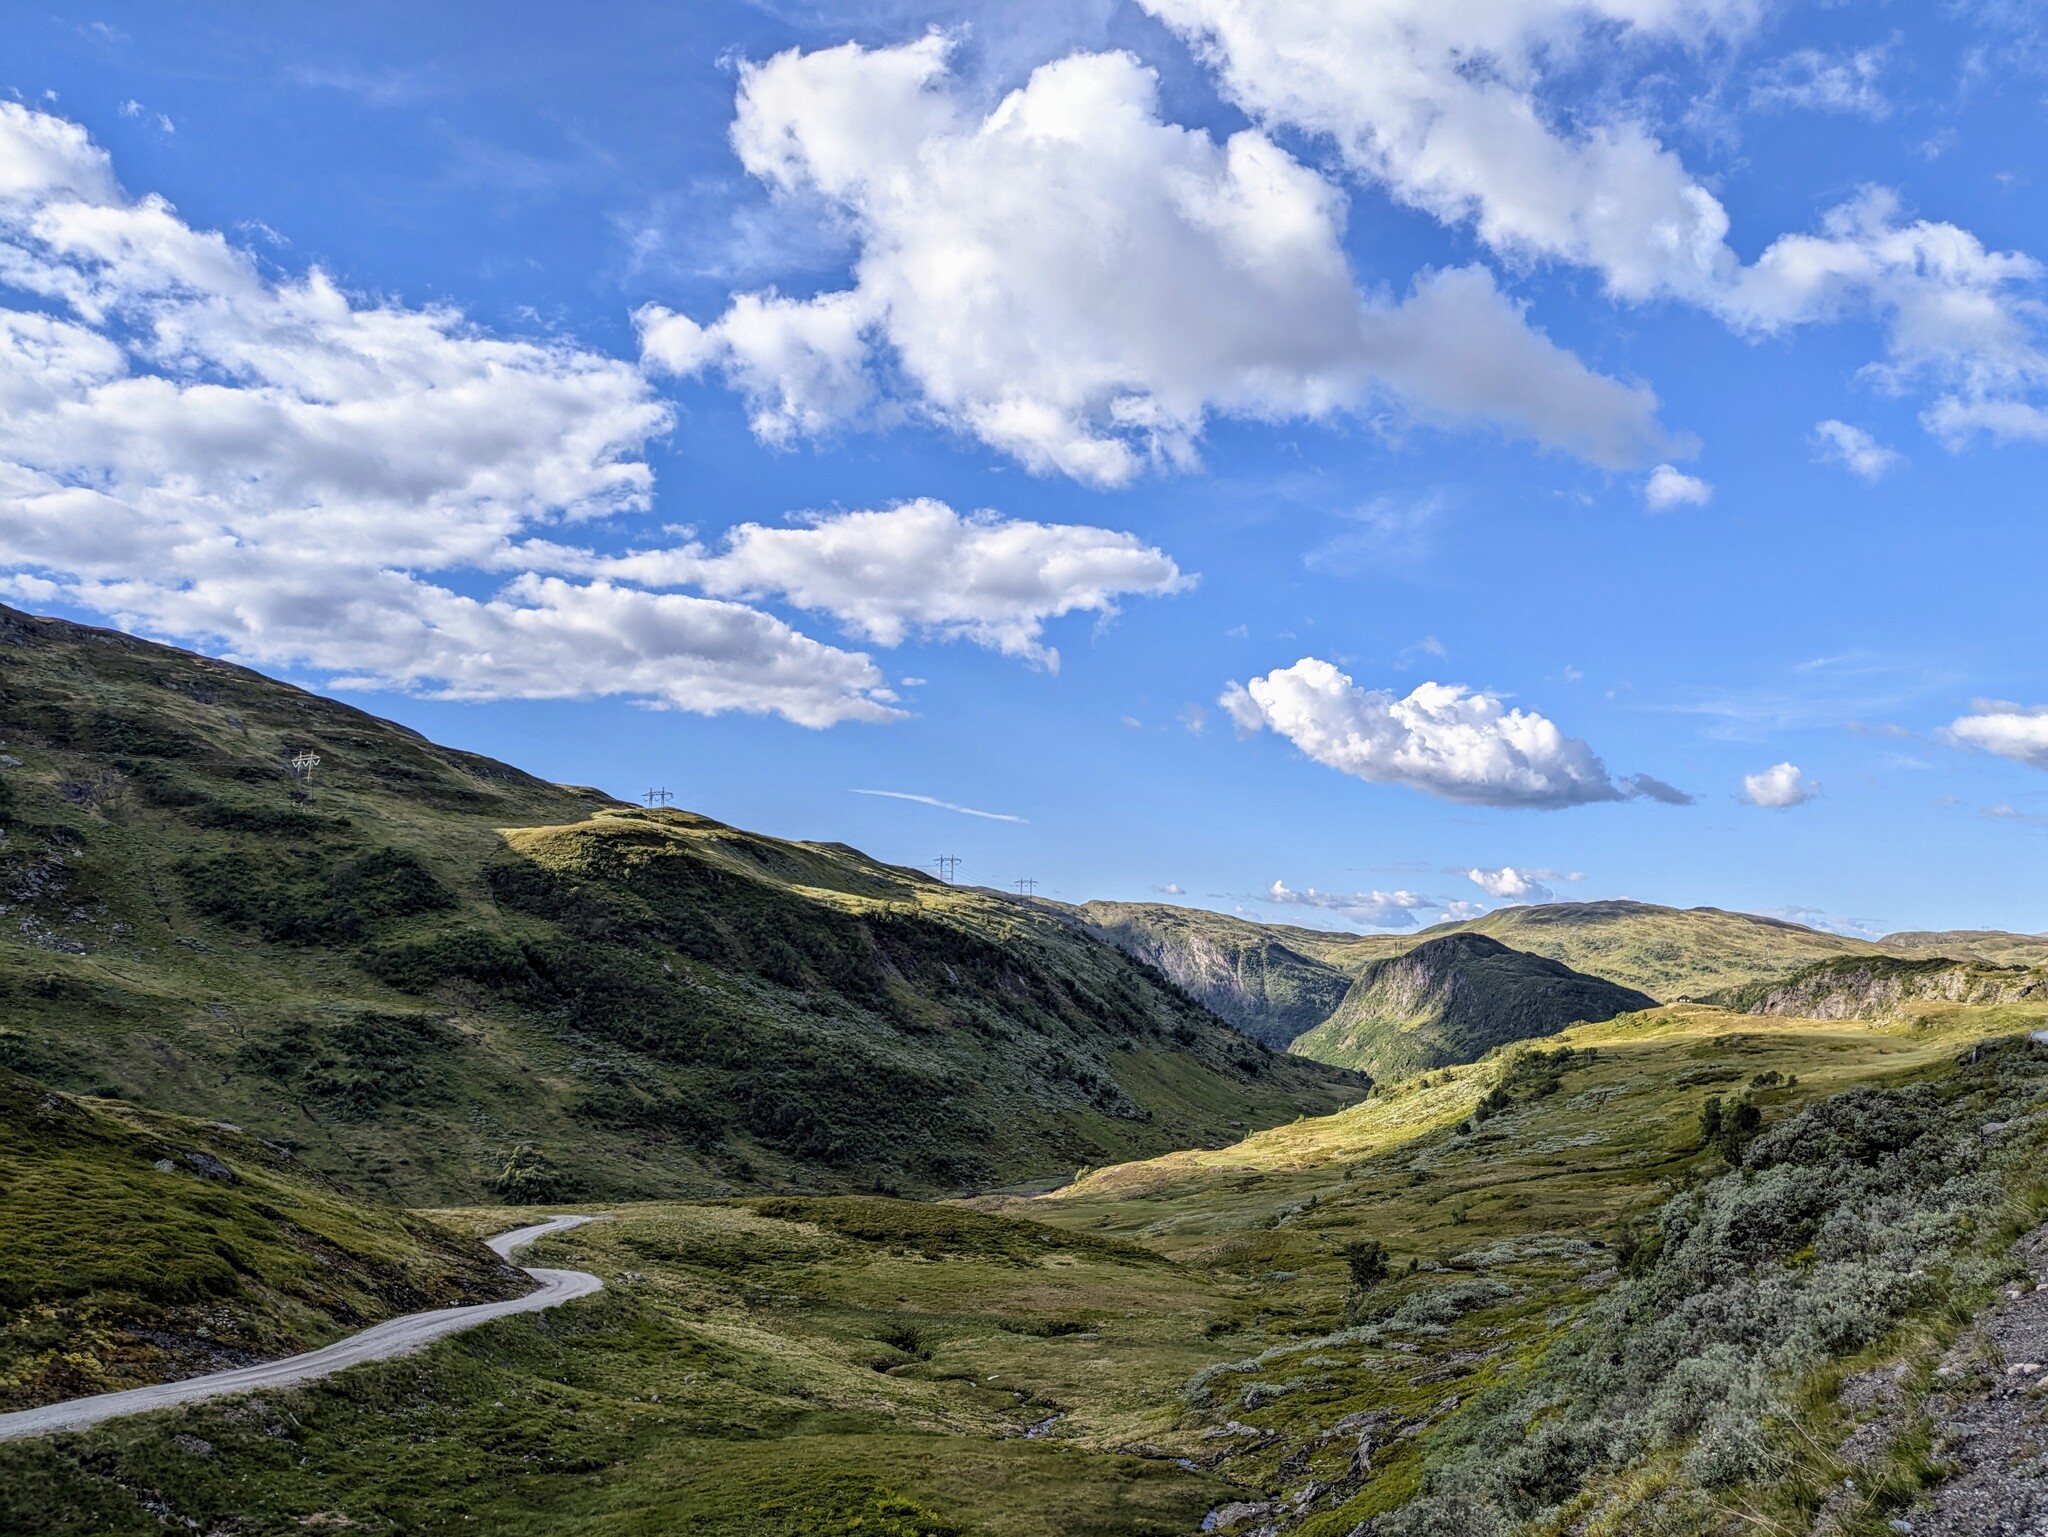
[3,0,2045,937]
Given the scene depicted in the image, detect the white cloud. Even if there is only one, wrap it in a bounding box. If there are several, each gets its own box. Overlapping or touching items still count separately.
[848,788,1027,822]
[1812,419,1903,480]
[1265,878,1431,928]
[1750,45,1892,118]
[1949,702,2048,768]
[0,106,1188,727]
[1742,761,1819,807]
[1644,463,1712,510]
[643,37,1679,485]
[1221,658,1678,809]
[1137,1,2048,444]
[1467,866,1551,901]
[1439,899,1489,922]
[606,498,1187,668]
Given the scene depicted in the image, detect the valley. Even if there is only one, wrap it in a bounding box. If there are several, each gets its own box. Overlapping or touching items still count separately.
[3,613,2047,1535]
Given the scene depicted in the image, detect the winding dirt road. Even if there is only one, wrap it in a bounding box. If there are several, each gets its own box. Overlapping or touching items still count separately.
[0,1213,605,1442]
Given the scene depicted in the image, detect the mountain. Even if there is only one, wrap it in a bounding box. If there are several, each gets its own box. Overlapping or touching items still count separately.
[1072,901,1397,1047]
[0,605,1365,1204]
[0,1066,518,1412]
[1425,899,1880,999]
[1880,929,2048,968]
[1708,952,2048,1020]
[1287,931,1657,1077]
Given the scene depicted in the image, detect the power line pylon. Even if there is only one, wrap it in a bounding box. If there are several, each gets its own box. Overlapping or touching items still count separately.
[934,855,961,882]
[1014,877,1038,897]
[644,787,673,808]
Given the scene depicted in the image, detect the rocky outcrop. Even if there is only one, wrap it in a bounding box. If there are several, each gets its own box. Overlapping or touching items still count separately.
[1709,955,2048,1021]
[1078,906,1354,1048]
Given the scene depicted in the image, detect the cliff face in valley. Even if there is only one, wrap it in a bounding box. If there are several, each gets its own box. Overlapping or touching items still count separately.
[1708,954,2048,1021]
[1074,901,1381,1048]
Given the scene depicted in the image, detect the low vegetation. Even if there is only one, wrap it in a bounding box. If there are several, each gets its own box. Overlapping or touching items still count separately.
[0,1069,518,1412]
[5,1003,2042,1535]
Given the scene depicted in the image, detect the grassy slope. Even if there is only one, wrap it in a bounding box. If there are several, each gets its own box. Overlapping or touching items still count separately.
[1426,899,1881,999]
[1879,928,2048,967]
[0,605,1360,1204]
[0,1068,520,1412]
[1287,932,1657,1078]
[8,995,2043,1536]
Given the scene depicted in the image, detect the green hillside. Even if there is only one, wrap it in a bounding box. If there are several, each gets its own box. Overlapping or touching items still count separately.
[1427,899,1879,999]
[0,1067,518,1412]
[1073,902,1387,1047]
[1287,932,1656,1078]
[0,606,1363,1205]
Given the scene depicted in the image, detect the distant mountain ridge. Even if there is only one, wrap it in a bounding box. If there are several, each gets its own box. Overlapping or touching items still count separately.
[1073,897,1908,1059]
[1286,932,1656,1078]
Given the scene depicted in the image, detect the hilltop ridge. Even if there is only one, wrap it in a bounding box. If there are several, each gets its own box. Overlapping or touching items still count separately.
[0,605,1364,1203]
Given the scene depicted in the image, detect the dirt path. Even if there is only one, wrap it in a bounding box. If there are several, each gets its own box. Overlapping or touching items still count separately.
[0,1214,605,1442]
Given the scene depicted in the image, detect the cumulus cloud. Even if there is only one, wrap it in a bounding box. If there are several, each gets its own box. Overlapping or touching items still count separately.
[1221,658,1678,809]
[643,37,1679,484]
[1465,865,1583,901]
[1812,419,1903,480]
[1265,878,1431,928]
[1137,0,2048,443]
[1742,761,1819,807]
[1949,702,2048,768]
[1750,45,1892,118]
[636,499,1186,668]
[0,106,1185,726]
[1644,463,1712,510]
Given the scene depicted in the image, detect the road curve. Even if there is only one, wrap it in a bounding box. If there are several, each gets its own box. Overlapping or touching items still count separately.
[0,1213,605,1442]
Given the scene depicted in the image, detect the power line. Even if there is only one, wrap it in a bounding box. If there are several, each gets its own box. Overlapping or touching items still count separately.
[934,855,961,882]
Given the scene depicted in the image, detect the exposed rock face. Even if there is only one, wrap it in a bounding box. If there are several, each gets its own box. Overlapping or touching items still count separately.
[1710,955,2048,1021]
[1078,906,1355,1049]
[1287,933,1655,1079]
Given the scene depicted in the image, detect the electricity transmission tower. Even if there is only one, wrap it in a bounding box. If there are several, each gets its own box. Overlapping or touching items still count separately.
[1014,878,1038,897]
[934,855,961,882]
[644,787,673,807]
[286,751,321,782]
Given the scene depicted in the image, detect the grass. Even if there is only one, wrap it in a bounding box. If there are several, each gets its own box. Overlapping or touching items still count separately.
[4,1000,2041,1535]
[0,1068,518,1412]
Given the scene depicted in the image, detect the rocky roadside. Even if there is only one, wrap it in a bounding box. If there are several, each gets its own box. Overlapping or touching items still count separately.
[1906,1224,2048,1535]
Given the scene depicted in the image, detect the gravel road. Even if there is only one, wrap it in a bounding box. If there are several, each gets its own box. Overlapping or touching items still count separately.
[0,1213,604,1442]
